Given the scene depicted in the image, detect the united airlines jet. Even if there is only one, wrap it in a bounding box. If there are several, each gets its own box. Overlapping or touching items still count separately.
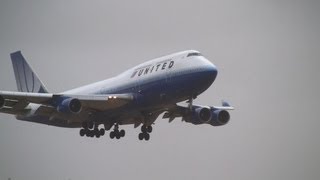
[0,50,233,141]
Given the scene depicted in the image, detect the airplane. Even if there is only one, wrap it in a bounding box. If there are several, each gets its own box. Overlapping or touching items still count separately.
[0,50,234,141]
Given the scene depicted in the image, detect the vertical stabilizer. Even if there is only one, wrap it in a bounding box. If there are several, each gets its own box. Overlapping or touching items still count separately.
[10,51,49,93]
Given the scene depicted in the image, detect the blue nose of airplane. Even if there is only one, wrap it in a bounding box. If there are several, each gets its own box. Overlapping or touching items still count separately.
[194,60,218,94]
[212,64,218,77]
[206,62,218,85]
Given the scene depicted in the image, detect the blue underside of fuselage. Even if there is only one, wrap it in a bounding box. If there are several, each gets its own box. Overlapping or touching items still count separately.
[19,68,217,127]
[135,68,217,107]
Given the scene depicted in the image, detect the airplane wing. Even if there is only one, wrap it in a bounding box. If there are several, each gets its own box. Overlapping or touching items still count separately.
[0,90,134,114]
[212,100,235,110]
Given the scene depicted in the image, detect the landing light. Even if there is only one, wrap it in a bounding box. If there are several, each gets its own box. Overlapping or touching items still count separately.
[108,96,117,99]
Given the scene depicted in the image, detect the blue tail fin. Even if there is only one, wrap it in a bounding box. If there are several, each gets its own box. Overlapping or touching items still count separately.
[10,51,49,93]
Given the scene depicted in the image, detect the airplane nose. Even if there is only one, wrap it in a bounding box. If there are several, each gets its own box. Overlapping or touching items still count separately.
[195,57,218,89]
[195,60,218,94]
[209,63,218,81]
[212,68,218,83]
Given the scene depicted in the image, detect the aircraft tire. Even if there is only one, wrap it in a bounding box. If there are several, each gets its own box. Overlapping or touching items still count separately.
[85,130,90,137]
[79,129,86,136]
[138,133,144,140]
[144,133,150,141]
[95,133,100,138]
[94,128,99,136]
[110,131,115,139]
[89,131,95,138]
[120,129,125,137]
[115,133,121,139]
[147,126,152,133]
[100,129,105,136]
[141,125,147,133]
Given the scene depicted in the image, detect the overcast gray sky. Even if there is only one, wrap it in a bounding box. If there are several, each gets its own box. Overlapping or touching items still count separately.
[0,0,320,180]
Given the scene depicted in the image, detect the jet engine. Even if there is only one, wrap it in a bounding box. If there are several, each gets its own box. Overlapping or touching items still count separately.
[57,98,82,114]
[210,109,230,126]
[0,95,4,109]
[184,106,212,125]
[183,106,231,126]
[194,106,212,123]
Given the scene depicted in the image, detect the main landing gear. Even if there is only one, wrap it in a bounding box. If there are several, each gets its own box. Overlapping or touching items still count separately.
[138,125,152,141]
[109,124,125,140]
[79,121,105,138]
[79,122,154,141]
[79,121,126,140]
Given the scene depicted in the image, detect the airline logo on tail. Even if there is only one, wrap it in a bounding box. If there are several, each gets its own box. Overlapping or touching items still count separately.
[10,51,48,93]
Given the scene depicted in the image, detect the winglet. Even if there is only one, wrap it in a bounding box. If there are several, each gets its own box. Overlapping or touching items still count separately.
[222,100,231,107]
[212,100,234,110]
[10,51,49,93]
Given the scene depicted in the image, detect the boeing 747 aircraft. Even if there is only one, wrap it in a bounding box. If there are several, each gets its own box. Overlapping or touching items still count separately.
[0,50,233,141]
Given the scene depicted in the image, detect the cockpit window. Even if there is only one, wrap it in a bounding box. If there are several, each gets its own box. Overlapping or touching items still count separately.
[187,52,202,57]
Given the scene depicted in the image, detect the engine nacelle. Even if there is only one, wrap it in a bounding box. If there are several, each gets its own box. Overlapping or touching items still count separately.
[0,95,4,109]
[57,98,82,114]
[210,109,230,126]
[184,106,212,125]
[194,107,212,123]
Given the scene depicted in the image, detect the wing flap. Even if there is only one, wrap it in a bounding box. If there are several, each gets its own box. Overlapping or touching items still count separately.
[0,106,30,115]
[0,91,53,104]
[0,91,52,112]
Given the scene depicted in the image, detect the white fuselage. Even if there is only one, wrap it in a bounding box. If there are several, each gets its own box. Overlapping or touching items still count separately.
[64,50,217,98]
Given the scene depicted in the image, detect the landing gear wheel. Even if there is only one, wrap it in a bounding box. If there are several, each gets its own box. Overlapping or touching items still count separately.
[120,129,125,137]
[88,121,94,129]
[110,131,115,139]
[138,133,144,140]
[95,133,100,138]
[139,125,152,141]
[90,131,95,138]
[147,126,152,133]
[93,128,99,138]
[85,129,90,137]
[141,125,147,133]
[115,132,121,139]
[94,128,99,134]
[144,133,150,141]
[99,128,105,136]
[80,129,86,136]
[87,130,91,137]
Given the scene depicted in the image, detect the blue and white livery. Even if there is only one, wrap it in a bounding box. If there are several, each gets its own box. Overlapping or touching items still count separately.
[0,50,233,141]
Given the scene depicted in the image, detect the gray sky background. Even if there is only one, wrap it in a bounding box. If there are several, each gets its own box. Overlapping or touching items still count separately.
[0,0,320,179]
